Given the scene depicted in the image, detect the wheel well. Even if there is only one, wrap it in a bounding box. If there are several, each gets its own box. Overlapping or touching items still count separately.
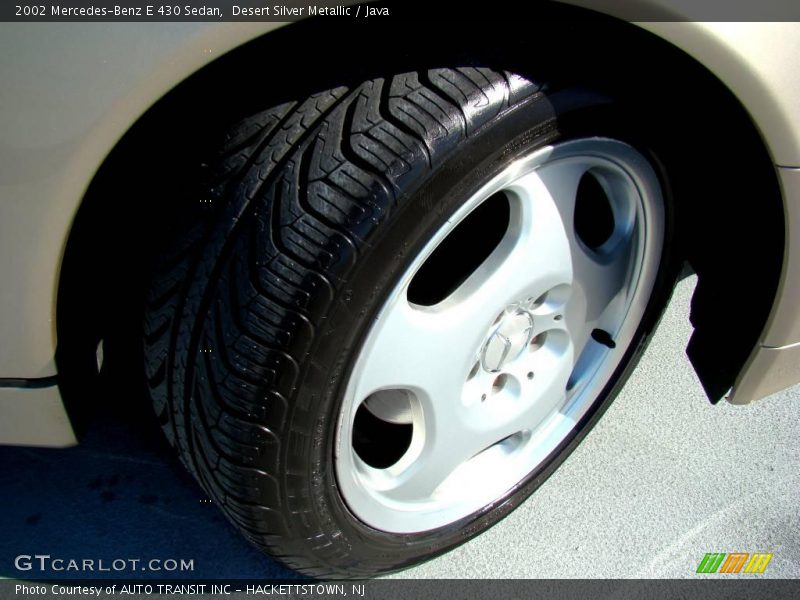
[56,8,784,432]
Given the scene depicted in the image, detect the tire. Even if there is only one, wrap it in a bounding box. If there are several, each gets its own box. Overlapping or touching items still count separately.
[143,67,675,577]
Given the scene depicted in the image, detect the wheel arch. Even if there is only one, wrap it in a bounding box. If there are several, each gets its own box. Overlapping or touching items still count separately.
[53,12,785,438]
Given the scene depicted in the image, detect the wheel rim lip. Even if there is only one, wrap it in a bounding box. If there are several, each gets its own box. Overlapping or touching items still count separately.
[334,137,665,533]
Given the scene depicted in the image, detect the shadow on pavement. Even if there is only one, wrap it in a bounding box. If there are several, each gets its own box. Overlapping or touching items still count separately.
[0,378,300,581]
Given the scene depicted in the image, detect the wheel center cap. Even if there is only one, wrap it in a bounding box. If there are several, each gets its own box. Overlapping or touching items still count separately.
[480,307,535,373]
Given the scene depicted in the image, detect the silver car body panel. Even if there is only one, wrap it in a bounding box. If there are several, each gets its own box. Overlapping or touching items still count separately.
[0,22,280,380]
[0,385,77,446]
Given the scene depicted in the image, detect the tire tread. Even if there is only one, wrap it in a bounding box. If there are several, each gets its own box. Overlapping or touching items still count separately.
[143,69,539,576]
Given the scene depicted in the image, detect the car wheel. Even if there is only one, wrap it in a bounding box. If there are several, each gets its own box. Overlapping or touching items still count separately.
[143,67,674,577]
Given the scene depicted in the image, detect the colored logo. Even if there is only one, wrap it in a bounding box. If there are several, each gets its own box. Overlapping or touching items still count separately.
[696,552,773,574]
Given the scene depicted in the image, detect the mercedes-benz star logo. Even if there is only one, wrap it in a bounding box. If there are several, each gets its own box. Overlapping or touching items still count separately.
[480,308,536,373]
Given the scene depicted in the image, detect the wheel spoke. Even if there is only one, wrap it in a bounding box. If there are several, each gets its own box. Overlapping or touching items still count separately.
[532,158,637,361]
[382,418,480,501]
[383,396,529,502]
[387,387,573,504]
[351,297,476,417]
[444,167,575,330]
[576,242,632,338]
